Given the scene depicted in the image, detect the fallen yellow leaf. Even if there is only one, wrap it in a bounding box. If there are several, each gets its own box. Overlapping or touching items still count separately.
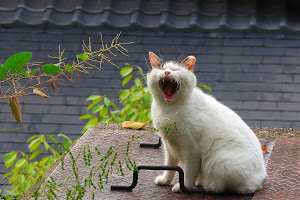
[122,121,135,128]
[122,121,148,130]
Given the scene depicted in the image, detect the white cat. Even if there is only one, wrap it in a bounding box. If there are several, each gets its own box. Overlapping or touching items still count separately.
[147,52,267,194]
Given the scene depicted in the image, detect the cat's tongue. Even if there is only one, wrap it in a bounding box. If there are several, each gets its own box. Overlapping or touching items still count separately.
[164,84,174,102]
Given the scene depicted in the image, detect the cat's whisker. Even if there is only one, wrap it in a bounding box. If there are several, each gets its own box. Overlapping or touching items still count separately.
[177,54,184,62]
[144,56,152,71]
[176,77,188,93]
[140,81,148,88]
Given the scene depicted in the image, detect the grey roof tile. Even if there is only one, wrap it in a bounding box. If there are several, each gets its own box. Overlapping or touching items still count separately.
[0,0,300,31]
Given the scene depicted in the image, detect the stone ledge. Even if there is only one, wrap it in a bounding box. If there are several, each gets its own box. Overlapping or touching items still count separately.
[24,124,300,199]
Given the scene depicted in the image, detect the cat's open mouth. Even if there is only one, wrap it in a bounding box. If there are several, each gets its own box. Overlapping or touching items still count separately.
[159,78,180,102]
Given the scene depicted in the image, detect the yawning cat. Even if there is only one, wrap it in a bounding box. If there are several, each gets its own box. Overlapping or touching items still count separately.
[147,52,267,194]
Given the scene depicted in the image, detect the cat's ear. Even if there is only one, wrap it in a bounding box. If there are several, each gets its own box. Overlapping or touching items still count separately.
[149,52,162,68]
[181,56,196,71]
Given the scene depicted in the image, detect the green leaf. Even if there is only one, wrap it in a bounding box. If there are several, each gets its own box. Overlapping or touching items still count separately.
[199,84,212,92]
[48,156,55,166]
[3,172,12,178]
[92,105,104,114]
[134,78,143,87]
[65,64,74,73]
[4,52,32,73]
[15,158,27,168]
[42,64,63,75]
[101,118,110,123]
[86,96,103,111]
[76,53,89,61]
[28,138,39,149]
[27,135,38,143]
[100,107,108,117]
[4,153,17,169]
[62,140,73,150]
[2,151,16,158]
[87,95,103,101]
[104,97,110,107]
[1,195,11,200]
[131,91,144,101]
[83,117,99,131]
[80,114,94,119]
[119,90,130,101]
[120,67,133,77]
[51,149,60,158]
[19,175,25,186]
[144,93,151,105]
[18,69,27,76]
[9,173,18,184]
[122,75,132,86]
[39,157,49,167]
[21,152,29,159]
[136,66,146,79]
[0,65,7,79]
[43,140,50,151]
[57,133,71,141]
[110,101,117,109]
[29,69,39,75]
[29,149,43,160]
[29,139,42,152]
[47,135,57,144]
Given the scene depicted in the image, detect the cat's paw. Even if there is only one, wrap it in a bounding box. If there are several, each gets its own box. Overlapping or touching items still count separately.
[172,183,182,193]
[195,179,202,187]
[155,175,172,186]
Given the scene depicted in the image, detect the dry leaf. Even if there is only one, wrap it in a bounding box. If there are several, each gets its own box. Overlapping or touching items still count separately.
[33,88,51,98]
[262,145,269,154]
[131,122,148,130]
[50,80,56,90]
[122,121,148,130]
[9,96,23,124]
[122,121,135,128]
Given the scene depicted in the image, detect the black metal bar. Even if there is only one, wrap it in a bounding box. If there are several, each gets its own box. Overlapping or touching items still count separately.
[111,165,205,193]
[139,137,162,148]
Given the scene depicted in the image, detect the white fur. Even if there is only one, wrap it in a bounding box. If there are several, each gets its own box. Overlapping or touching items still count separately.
[147,59,267,194]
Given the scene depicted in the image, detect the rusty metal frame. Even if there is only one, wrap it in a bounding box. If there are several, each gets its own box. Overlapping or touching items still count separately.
[111,165,205,193]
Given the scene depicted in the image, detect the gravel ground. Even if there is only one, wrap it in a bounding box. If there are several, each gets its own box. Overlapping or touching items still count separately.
[97,123,300,140]
[251,127,300,139]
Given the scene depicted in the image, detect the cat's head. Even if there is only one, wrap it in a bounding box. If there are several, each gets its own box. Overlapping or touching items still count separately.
[147,52,197,103]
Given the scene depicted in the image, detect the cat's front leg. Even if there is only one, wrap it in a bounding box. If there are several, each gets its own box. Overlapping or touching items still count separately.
[155,149,179,185]
[195,171,202,186]
[172,159,200,193]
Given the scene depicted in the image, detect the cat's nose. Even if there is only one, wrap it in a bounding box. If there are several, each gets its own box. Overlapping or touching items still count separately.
[164,71,171,76]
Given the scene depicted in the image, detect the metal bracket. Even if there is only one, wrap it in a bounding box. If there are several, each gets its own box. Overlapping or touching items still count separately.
[139,137,162,148]
[111,165,205,193]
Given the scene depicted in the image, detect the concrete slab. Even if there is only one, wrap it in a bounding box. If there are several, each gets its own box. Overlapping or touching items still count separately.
[27,124,299,199]
[253,138,300,200]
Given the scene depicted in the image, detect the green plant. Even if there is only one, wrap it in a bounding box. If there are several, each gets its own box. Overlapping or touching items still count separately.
[80,64,152,132]
[1,134,74,199]
[0,33,133,124]
[29,134,141,200]
[0,33,133,199]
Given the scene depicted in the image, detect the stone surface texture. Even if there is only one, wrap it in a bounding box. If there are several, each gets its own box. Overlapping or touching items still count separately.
[25,125,300,199]
[253,138,300,199]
